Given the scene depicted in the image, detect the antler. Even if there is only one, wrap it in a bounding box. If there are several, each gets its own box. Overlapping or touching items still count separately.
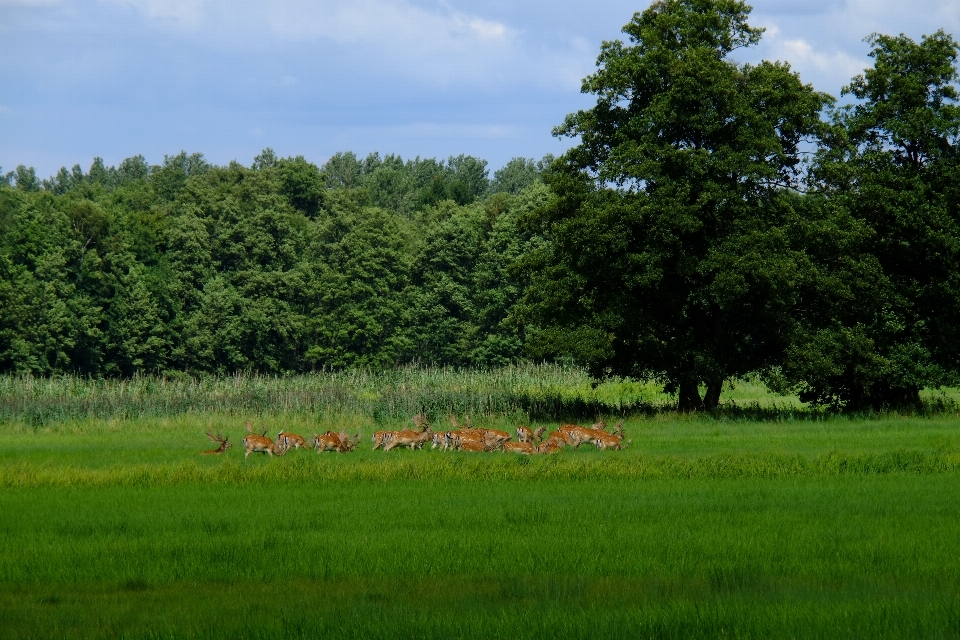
[449,415,461,429]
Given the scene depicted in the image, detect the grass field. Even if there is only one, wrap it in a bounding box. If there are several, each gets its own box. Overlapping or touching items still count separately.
[2,369,960,638]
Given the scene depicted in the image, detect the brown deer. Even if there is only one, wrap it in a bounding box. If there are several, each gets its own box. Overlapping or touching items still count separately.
[609,420,626,437]
[516,425,546,443]
[544,430,573,447]
[560,420,624,449]
[501,441,536,455]
[595,432,631,450]
[450,415,509,448]
[383,425,432,451]
[200,431,233,455]
[483,428,511,446]
[372,430,393,450]
[453,430,497,452]
[313,431,357,453]
[339,432,361,452]
[431,431,455,451]
[243,422,285,458]
[378,414,430,451]
[535,440,564,454]
[456,437,488,452]
[277,430,306,450]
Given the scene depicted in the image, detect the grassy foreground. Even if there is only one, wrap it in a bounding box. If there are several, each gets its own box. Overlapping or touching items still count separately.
[1,476,959,639]
[2,369,960,638]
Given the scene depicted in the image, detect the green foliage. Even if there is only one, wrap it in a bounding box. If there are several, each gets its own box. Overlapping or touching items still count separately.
[151,151,210,202]
[0,146,544,375]
[0,189,102,374]
[12,165,39,191]
[789,30,960,409]
[274,154,326,218]
[489,155,553,195]
[521,0,831,410]
[0,365,666,425]
[304,193,412,368]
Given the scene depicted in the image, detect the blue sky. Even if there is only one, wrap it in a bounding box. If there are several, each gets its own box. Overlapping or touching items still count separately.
[2,0,959,179]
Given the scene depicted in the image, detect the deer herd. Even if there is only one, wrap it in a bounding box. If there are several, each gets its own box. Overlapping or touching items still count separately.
[200,415,630,457]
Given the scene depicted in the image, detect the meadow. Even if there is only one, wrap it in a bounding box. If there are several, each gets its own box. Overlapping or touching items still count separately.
[2,367,959,638]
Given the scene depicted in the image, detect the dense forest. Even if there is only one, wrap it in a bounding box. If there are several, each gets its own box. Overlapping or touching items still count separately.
[0,150,553,376]
[2,0,959,411]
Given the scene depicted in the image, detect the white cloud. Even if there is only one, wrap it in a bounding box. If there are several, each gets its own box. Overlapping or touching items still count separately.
[89,0,584,89]
[259,0,514,56]
[466,17,506,40]
[772,37,867,85]
[746,0,960,94]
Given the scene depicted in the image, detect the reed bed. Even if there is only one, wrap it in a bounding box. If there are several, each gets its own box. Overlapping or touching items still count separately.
[4,367,956,429]
[0,365,675,425]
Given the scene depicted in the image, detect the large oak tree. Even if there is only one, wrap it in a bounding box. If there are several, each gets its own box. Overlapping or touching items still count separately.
[519,0,830,409]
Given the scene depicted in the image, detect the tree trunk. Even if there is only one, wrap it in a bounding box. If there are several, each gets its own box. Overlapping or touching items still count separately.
[678,380,704,412]
[847,384,921,411]
[703,379,723,411]
[867,385,921,411]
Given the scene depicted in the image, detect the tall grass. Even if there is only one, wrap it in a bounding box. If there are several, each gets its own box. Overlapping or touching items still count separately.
[0,365,669,425]
[3,366,956,427]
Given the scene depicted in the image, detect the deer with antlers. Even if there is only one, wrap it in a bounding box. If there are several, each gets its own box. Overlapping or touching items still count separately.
[200,431,233,455]
[383,414,433,451]
[243,422,286,458]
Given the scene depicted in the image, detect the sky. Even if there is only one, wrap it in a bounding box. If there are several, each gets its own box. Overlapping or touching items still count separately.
[2,0,959,179]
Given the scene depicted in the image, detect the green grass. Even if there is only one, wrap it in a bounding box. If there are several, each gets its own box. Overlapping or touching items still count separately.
[3,413,960,487]
[2,477,960,639]
[3,370,960,638]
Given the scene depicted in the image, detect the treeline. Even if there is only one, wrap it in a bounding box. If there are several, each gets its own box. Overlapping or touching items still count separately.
[0,151,552,376]
[3,0,960,412]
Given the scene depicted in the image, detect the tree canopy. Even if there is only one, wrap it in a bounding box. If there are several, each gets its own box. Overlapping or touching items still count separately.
[0,151,551,376]
[519,0,831,409]
[781,30,960,409]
